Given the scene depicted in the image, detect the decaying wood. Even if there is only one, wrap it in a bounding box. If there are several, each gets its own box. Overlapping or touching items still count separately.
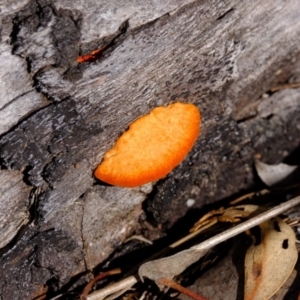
[0,170,31,248]
[0,0,300,299]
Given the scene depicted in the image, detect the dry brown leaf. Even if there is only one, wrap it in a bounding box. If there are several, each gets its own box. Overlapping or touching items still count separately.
[218,205,258,223]
[244,217,298,300]
[190,205,258,232]
[255,159,298,186]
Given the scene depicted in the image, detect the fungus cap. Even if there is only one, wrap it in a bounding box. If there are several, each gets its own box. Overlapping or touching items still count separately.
[94,102,201,187]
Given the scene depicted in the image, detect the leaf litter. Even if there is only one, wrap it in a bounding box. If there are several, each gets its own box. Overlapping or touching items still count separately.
[244,217,298,300]
[82,161,300,300]
[138,198,299,283]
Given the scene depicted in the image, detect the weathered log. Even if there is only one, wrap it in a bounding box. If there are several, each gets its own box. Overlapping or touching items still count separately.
[0,0,300,298]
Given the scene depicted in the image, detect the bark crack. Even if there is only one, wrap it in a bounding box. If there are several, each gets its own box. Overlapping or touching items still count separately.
[79,194,89,272]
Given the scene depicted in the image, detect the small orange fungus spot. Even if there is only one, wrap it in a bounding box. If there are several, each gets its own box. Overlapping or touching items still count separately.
[94,102,201,187]
[77,46,107,63]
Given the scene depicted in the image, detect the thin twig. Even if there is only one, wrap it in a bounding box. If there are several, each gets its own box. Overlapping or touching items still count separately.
[124,235,153,245]
[157,278,209,300]
[230,189,270,205]
[81,269,121,300]
[87,275,138,300]
[270,82,300,92]
[104,287,135,300]
[193,195,300,251]
[170,220,218,248]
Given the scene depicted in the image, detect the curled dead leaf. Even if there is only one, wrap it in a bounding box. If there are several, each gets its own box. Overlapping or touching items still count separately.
[190,205,259,232]
[244,217,298,300]
[255,159,298,186]
[218,205,259,223]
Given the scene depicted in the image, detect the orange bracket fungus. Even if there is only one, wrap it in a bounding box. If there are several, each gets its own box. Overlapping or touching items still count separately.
[94,102,201,188]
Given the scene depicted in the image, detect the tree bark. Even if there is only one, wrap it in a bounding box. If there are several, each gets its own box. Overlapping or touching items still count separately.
[0,0,300,299]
